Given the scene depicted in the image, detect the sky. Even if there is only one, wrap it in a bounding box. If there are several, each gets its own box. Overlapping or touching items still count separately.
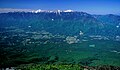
[0,0,120,14]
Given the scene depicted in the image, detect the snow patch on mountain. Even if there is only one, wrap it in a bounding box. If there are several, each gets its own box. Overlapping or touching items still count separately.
[0,8,75,13]
[64,10,74,12]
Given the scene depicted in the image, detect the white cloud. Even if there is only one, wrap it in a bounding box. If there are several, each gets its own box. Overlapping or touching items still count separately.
[0,8,33,13]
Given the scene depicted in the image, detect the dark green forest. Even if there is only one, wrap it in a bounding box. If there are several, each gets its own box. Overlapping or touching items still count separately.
[0,12,120,70]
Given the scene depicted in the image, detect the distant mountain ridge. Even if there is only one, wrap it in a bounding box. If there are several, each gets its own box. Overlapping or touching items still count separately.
[0,10,120,37]
[0,8,76,13]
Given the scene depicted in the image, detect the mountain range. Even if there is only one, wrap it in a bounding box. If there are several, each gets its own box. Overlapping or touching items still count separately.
[0,9,120,37]
[0,8,75,13]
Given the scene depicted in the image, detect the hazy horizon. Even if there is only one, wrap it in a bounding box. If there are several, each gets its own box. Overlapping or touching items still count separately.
[0,8,120,15]
[0,0,120,14]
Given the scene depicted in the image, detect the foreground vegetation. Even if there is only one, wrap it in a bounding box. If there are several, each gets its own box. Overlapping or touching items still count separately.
[15,64,120,70]
[16,64,83,70]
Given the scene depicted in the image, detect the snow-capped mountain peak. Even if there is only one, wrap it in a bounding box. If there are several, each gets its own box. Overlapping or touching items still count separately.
[64,10,74,12]
[0,8,75,13]
[34,9,42,13]
[32,9,46,13]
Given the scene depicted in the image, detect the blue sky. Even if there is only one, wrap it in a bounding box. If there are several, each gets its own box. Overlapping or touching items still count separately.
[0,0,120,14]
